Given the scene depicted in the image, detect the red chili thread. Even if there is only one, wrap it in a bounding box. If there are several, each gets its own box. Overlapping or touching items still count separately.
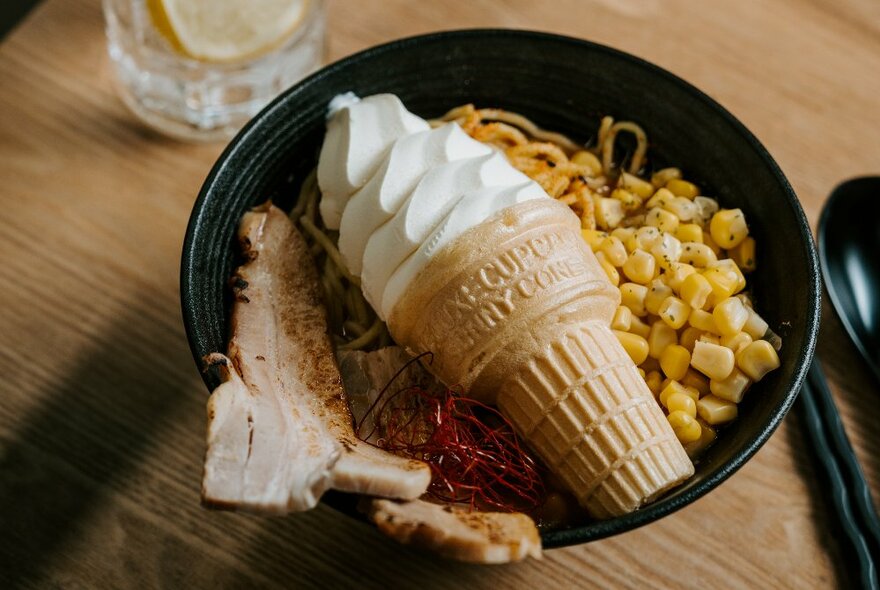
[355,353,545,513]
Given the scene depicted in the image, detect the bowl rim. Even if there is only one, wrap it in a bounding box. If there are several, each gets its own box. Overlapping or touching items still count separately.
[181,28,821,548]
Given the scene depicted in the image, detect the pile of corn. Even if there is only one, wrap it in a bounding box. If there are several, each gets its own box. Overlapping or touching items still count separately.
[579,165,782,456]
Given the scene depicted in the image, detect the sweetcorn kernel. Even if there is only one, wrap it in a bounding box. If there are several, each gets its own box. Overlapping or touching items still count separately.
[659,380,699,406]
[680,273,712,310]
[614,330,650,365]
[646,187,675,209]
[713,297,749,336]
[666,178,700,199]
[679,242,717,267]
[711,259,746,292]
[611,227,637,246]
[646,207,680,233]
[691,341,735,380]
[659,296,691,330]
[668,410,702,443]
[689,309,719,333]
[651,233,682,270]
[635,226,663,250]
[621,171,655,199]
[600,236,628,267]
[623,232,639,253]
[710,208,749,249]
[620,282,649,316]
[645,279,674,315]
[710,369,751,403]
[660,344,691,381]
[595,251,620,286]
[729,236,757,272]
[664,196,698,221]
[693,196,720,227]
[702,265,741,299]
[651,168,682,188]
[611,305,633,331]
[595,197,625,229]
[720,331,753,353]
[736,340,781,381]
[623,249,656,284]
[742,307,770,340]
[696,395,738,425]
[648,320,678,359]
[674,223,704,244]
[628,315,651,339]
[666,391,697,417]
[581,229,608,250]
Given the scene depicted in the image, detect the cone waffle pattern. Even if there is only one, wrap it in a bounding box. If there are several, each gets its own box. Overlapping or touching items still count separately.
[496,319,693,518]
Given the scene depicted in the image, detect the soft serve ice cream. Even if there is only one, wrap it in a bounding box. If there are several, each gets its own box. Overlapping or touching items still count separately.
[317,93,547,319]
[315,93,695,519]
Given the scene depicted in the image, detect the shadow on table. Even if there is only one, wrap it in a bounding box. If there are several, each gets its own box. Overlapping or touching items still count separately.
[0,301,193,587]
[229,509,527,590]
[783,410,850,588]
[816,296,880,490]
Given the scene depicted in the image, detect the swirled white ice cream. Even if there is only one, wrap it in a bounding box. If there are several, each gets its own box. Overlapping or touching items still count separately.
[317,93,430,230]
[317,93,549,320]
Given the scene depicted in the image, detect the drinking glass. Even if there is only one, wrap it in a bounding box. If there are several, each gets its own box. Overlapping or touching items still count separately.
[103,0,325,141]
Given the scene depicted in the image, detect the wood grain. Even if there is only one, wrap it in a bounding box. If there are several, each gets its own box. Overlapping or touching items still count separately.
[1,0,878,587]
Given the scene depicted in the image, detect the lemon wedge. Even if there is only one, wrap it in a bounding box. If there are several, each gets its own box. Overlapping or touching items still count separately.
[148,0,309,63]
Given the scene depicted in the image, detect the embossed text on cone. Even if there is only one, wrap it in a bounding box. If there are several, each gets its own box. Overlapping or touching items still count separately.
[389,199,694,517]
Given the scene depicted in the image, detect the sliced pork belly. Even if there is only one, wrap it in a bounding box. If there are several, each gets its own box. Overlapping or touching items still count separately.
[363,499,542,563]
[201,203,430,514]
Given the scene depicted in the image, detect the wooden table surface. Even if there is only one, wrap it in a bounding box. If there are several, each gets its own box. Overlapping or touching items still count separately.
[2,0,878,587]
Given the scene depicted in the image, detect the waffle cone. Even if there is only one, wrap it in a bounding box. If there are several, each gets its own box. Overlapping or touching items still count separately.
[388,199,693,517]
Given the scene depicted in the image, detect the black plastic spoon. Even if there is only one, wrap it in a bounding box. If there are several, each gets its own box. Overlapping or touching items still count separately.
[819,176,880,384]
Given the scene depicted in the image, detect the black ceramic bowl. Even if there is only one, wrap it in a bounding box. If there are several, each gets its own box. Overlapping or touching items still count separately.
[181,30,820,547]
